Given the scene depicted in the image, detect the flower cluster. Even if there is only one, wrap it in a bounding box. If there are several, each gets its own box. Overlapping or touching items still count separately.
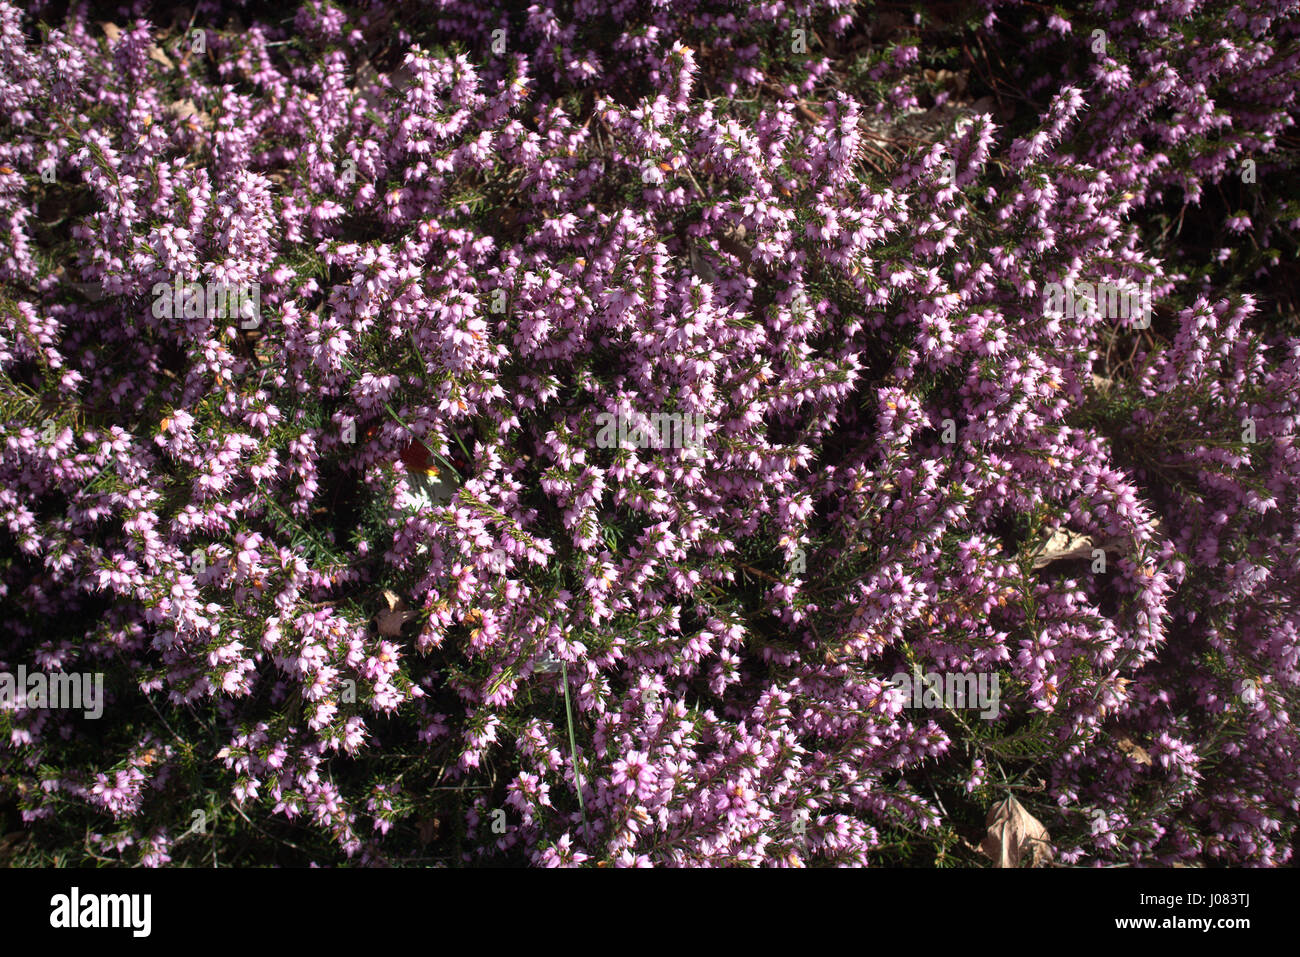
[0,0,1297,866]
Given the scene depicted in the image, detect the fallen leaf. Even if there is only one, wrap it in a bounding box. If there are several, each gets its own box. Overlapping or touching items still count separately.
[417,817,440,845]
[690,243,719,285]
[375,609,415,636]
[1116,735,1153,766]
[922,68,966,96]
[166,98,213,130]
[375,589,417,636]
[148,44,175,70]
[353,58,416,111]
[400,439,437,475]
[714,224,755,269]
[1031,528,1095,569]
[0,830,32,864]
[981,794,1054,868]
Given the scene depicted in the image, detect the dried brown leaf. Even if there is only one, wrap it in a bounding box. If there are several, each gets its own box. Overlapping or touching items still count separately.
[148,44,175,70]
[353,58,416,111]
[1116,735,1153,766]
[1031,528,1094,569]
[416,817,440,845]
[981,795,1054,868]
[375,590,416,636]
[0,830,32,864]
[689,243,719,284]
[166,98,213,130]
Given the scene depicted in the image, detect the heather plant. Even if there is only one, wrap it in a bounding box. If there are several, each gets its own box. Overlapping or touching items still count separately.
[0,0,1297,868]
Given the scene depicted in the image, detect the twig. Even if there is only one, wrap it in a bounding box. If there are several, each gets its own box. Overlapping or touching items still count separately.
[736,562,781,583]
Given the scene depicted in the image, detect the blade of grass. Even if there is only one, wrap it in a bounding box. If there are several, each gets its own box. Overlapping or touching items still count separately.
[561,660,591,847]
